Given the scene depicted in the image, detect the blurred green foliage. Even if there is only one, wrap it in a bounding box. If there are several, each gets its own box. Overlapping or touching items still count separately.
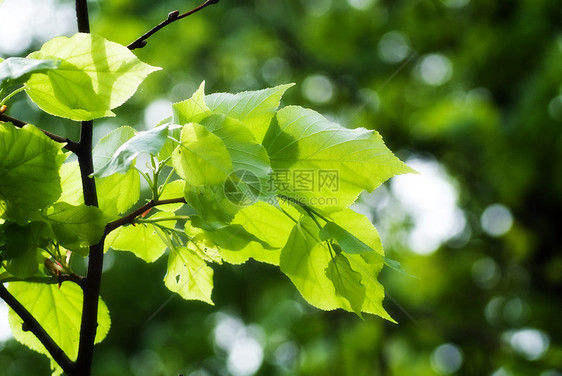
[1,0,562,375]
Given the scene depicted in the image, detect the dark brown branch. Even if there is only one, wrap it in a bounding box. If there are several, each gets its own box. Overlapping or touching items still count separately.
[127,0,219,50]
[75,0,102,369]
[1,274,85,287]
[0,113,80,153]
[0,284,75,374]
[75,0,90,33]
[75,116,103,376]
[105,197,187,235]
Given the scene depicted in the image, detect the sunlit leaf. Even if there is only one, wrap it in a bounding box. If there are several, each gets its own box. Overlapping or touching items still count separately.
[326,253,365,317]
[158,179,186,212]
[7,282,110,369]
[320,209,406,274]
[164,246,214,304]
[43,202,106,253]
[206,83,294,142]
[231,201,297,250]
[200,115,273,202]
[172,122,233,186]
[186,218,277,265]
[173,81,210,125]
[264,106,414,212]
[0,122,64,223]
[280,217,345,311]
[58,161,83,206]
[25,33,161,120]
[280,216,393,320]
[97,168,140,218]
[92,124,168,177]
[105,212,175,263]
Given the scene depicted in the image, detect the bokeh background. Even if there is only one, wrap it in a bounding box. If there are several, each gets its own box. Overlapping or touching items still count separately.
[1,0,562,375]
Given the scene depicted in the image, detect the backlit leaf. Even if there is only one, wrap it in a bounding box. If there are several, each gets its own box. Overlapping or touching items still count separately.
[105,212,175,263]
[205,83,294,142]
[264,106,414,212]
[185,219,277,265]
[164,246,214,304]
[280,216,393,320]
[173,81,210,125]
[7,282,110,371]
[92,124,168,177]
[25,33,161,120]
[172,122,233,186]
[43,202,106,253]
[320,209,406,274]
[326,254,365,317]
[0,122,64,223]
[232,201,297,250]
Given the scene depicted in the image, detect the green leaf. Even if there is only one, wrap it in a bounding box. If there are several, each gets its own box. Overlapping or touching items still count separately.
[0,222,48,278]
[92,126,136,171]
[90,126,141,215]
[183,183,240,224]
[280,217,345,311]
[172,122,233,186]
[320,210,406,274]
[58,161,83,206]
[0,57,60,93]
[92,124,168,177]
[25,33,161,121]
[186,219,277,265]
[326,254,365,317]
[158,179,185,212]
[264,106,415,212]
[173,81,211,125]
[0,122,64,222]
[164,245,214,304]
[97,168,141,218]
[231,201,297,250]
[279,216,393,320]
[205,83,294,142]
[7,282,110,368]
[200,115,273,201]
[43,202,106,253]
[105,212,175,262]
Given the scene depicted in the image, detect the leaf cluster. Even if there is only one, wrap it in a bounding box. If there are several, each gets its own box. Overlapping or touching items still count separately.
[0,30,411,375]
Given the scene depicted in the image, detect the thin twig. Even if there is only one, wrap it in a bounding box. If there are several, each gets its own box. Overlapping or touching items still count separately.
[0,113,80,153]
[127,0,220,50]
[0,284,75,375]
[105,197,187,235]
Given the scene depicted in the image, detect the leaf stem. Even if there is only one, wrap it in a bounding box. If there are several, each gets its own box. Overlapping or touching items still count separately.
[0,284,75,374]
[127,0,220,50]
[0,86,25,106]
[136,215,192,224]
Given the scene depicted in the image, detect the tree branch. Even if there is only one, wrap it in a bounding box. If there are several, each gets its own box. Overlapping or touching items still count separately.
[0,284,75,375]
[75,0,90,33]
[1,274,85,287]
[75,121,104,375]
[0,113,80,153]
[127,0,220,50]
[105,197,187,235]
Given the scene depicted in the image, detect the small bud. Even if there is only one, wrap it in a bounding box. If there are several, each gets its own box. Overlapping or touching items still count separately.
[168,10,180,20]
